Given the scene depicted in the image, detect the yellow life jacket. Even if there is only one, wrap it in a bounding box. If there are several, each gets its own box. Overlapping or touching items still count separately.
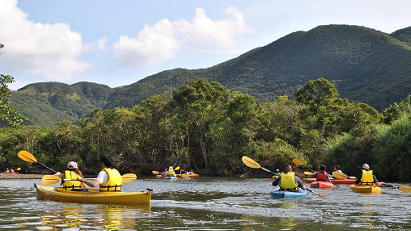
[99,168,122,192]
[63,170,81,191]
[280,172,298,191]
[168,169,175,176]
[360,170,374,186]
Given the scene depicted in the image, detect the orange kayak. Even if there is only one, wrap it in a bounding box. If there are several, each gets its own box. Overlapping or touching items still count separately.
[310,181,333,189]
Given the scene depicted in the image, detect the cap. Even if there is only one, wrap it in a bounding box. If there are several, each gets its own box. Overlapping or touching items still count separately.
[362,163,369,170]
[67,161,78,170]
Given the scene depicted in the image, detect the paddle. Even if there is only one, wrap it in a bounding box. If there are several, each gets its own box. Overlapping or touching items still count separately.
[241,156,276,174]
[306,188,327,197]
[399,186,411,192]
[18,150,57,173]
[41,173,137,185]
[241,156,327,197]
[152,170,160,175]
[332,171,348,179]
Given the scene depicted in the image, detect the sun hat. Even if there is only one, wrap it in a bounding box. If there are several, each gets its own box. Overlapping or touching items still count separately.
[362,163,370,170]
[67,161,78,170]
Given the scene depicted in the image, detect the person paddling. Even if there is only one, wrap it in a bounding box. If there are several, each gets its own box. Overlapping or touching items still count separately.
[311,165,332,182]
[272,164,307,191]
[78,155,122,192]
[55,161,87,191]
[167,166,176,177]
[355,164,384,186]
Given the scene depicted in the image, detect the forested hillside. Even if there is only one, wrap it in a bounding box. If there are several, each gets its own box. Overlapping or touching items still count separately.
[10,24,411,127]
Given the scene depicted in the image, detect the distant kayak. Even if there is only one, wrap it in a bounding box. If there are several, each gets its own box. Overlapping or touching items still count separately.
[350,184,381,194]
[270,188,307,199]
[303,177,316,183]
[164,176,177,180]
[310,181,333,189]
[176,174,200,179]
[331,178,356,184]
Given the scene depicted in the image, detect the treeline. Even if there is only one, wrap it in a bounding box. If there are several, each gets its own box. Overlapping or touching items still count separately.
[1,78,410,181]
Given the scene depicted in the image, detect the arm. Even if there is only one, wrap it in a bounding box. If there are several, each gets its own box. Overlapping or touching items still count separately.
[295,176,307,190]
[78,178,100,188]
[78,171,105,188]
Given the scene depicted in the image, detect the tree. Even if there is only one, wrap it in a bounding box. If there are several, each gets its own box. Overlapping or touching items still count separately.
[0,74,26,126]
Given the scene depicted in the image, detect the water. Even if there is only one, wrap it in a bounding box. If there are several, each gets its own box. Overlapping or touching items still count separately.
[0,177,410,230]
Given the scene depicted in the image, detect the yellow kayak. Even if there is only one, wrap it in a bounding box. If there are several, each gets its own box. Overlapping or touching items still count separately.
[350,184,381,194]
[303,177,316,183]
[35,184,151,205]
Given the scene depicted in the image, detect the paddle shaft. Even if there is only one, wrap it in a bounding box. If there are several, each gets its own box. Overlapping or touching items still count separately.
[261,166,276,175]
[22,153,57,173]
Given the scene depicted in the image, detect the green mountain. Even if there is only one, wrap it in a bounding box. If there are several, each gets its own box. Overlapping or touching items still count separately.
[11,82,113,126]
[10,24,411,127]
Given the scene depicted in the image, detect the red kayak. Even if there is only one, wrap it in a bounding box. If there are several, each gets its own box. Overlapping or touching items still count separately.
[310,181,334,189]
[331,178,356,184]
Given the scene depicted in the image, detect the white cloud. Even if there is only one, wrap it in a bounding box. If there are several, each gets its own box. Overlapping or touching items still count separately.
[0,0,91,80]
[84,37,108,51]
[175,7,253,48]
[113,6,252,67]
[113,19,179,67]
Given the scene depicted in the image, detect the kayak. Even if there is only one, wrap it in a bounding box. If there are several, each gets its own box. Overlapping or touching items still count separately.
[350,184,381,194]
[35,184,151,205]
[303,177,316,183]
[176,174,200,179]
[270,188,307,199]
[164,176,177,180]
[331,178,356,184]
[310,181,334,189]
[399,186,411,192]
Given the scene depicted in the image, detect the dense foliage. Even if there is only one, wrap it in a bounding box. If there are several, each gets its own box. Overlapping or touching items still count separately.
[9,24,411,127]
[3,78,410,182]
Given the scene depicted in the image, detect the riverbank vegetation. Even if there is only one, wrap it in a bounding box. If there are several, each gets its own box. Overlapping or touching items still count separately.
[1,78,410,181]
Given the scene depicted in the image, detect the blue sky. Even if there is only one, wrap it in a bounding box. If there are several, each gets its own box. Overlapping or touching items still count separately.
[1,0,410,90]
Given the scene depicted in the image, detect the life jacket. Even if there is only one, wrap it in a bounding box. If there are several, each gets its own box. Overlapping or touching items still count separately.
[316,171,328,181]
[359,170,374,186]
[168,169,175,176]
[63,170,82,191]
[279,172,298,191]
[99,168,122,192]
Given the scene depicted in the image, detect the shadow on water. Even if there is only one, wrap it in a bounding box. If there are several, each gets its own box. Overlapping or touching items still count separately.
[0,178,410,230]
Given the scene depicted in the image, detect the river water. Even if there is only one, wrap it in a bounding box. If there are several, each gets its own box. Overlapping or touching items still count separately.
[0,177,410,230]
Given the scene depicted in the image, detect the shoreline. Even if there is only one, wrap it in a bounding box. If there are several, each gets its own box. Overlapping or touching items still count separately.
[0,173,43,179]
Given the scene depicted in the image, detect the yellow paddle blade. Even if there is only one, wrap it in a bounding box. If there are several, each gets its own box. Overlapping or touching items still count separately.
[122,173,137,183]
[42,175,62,185]
[174,166,180,170]
[17,168,21,171]
[399,186,411,192]
[242,156,261,169]
[18,151,37,163]
[319,194,328,197]
[304,171,314,176]
[332,171,348,179]
[348,176,357,179]
[292,158,303,166]
[152,170,160,175]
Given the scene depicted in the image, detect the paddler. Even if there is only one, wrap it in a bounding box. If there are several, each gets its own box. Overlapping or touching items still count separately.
[311,165,332,181]
[54,161,87,190]
[355,163,385,186]
[272,164,307,191]
[78,155,122,192]
[167,166,176,177]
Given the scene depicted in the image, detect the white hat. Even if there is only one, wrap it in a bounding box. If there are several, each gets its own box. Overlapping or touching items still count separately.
[362,163,370,170]
[67,161,78,170]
